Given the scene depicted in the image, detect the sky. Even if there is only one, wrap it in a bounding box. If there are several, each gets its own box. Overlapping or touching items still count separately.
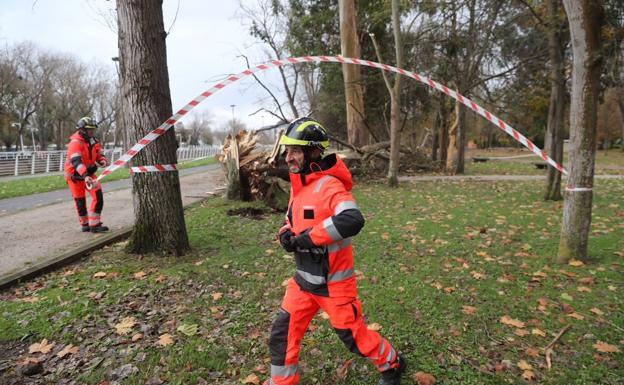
[0,0,294,131]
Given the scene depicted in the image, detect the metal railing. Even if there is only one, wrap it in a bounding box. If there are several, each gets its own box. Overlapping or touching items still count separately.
[0,145,222,177]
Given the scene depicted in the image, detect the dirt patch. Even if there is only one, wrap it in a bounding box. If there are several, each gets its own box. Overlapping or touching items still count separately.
[226,207,266,220]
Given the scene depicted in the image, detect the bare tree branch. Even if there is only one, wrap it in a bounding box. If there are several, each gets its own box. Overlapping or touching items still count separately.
[166,0,182,36]
[349,101,379,142]
[239,55,289,122]
[515,0,547,26]
[369,33,395,95]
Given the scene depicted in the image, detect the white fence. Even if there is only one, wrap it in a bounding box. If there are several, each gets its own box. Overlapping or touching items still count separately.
[0,145,222,177]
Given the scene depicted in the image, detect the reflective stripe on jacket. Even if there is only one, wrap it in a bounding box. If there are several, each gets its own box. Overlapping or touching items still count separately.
[287,153,365,297]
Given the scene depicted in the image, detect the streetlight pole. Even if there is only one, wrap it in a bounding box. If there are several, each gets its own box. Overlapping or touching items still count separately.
[230,104,236,134]
[11,122,23,152]
[30,127,37,151]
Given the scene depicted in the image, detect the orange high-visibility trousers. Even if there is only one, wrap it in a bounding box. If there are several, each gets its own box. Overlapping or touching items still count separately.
[66,177,104,227]
[267,279,399,385]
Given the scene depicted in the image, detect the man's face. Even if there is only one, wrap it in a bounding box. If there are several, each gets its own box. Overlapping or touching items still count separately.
[86,128,96,138]
[285,145,305,173]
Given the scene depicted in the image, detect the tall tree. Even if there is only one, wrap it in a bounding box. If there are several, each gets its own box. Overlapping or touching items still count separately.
[116,0,189,255]
[544,0,568,201]
[557,0,603,263]
[370,0,403,186]
[339,0,370,147]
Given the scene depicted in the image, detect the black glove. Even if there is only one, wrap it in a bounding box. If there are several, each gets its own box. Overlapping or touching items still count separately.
[279,229,296,252]
[290,228,316,250]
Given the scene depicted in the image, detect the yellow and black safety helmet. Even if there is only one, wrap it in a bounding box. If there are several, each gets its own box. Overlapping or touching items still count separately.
[76,116,98,131]
[279,117,329,152]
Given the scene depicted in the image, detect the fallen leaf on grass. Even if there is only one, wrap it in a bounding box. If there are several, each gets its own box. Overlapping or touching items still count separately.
[577,286,592,293]
[134,271,147,279]
[525,347,540,357]
[57,344,79,358]
[501,315,525,328]
[413,371,436,385]
[462,305,477,315]
[131,333,143,342]
[319,311,330,320]
[114,317,137,335]
[593,341,620,353]
[470,271,486,280]
[177,323,198,337]
[157,333,175,347]
[532,328,546,337]
[367,323,382,331]
[211,292,223,301]
[517,360,532,371]
[567,312,585,320]
[335,358,355,380]
[521,370,536,381]
[93,271,107,278]
[560,293,573,301]
[241,373,261,384]
[568,259,585,267]
[590,307,604,316]
[29,339,55,354]
[514,329,530,337]
[431,282,443,290]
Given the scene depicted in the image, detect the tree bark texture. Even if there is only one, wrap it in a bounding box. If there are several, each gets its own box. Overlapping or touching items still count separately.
[439,101,449,164]
[339,0,370,147]
[445,100,465,172]
[544,0,567,201]
[117,0,189,256]
[557,0,603,263]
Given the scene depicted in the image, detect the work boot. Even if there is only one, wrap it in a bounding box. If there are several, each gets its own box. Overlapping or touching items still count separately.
[378,354,407,385]
[90,223,109,233]
[81,225,91,232]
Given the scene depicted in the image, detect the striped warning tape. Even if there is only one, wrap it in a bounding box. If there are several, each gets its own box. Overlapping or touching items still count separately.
[97,55,567,182]
[130,164,178,173]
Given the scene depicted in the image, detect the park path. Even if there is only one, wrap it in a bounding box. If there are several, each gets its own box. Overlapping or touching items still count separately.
[0,165,224,278]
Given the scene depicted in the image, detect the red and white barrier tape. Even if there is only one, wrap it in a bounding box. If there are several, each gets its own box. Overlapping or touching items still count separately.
[130,164,178,173]
[97,55,567,182]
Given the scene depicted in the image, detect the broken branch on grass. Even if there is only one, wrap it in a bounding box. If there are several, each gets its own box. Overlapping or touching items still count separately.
[544,324,571,370]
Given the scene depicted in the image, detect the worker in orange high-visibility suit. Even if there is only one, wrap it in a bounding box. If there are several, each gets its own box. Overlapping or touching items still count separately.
[265,118,407,385]
[64,117,109,233]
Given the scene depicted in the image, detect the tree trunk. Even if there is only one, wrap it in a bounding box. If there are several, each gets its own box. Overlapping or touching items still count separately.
[431,114,439,162]
[557,0,603,263]
[618,95,624,149]
[117,0,189,256]
[439,102,449,164]
[386,0,403,187]
[545,0,567,201]
[446,99,465,173]
[339,0,370,147]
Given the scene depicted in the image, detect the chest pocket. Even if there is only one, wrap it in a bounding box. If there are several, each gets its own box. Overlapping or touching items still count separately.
[303,206,315,220]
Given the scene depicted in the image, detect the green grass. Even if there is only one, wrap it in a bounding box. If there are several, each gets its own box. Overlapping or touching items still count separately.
[0,157,217,200]
[1,178,622,384]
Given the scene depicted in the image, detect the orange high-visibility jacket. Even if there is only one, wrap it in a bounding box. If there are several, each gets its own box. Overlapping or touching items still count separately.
[64,132,107,179]
[286,153,365,297]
